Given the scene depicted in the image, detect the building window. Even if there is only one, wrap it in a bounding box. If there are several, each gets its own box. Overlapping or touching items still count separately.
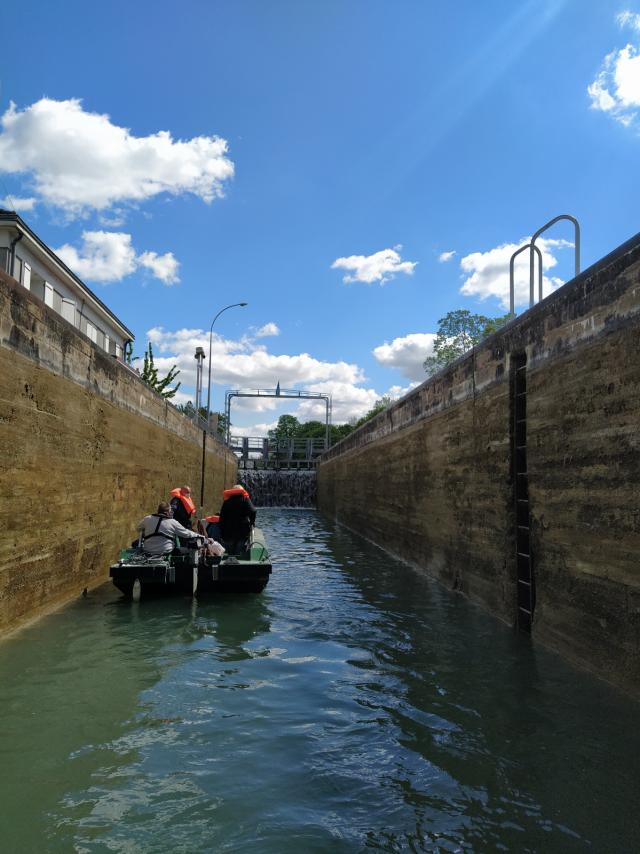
[44,282,53,308]
[115,343,123,359]
[23,262,31,290]
[86,321,97,343]
[13,255,22,284]
[52,290,63,314]
[61,298,75,324]
[0,248,8,273]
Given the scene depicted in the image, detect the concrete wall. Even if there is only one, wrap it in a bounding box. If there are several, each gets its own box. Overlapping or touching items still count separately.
[0,269,237,635]
[318,233,640,696]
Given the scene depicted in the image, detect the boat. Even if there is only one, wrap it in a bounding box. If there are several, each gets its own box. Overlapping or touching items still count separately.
[197,527,272,595]
[109,527,272,600]
[109,545,199,601]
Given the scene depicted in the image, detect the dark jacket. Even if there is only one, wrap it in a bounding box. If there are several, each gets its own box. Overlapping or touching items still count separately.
[170,496,193,530]
[219,494,256,545]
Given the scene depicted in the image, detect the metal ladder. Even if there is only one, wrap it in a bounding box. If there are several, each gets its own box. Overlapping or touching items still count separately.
[513,353,534,631]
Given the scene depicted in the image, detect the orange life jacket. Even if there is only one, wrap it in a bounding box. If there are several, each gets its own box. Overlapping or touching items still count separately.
[222,487,250,501]
[205,515,220,524]
[169,488,196,516]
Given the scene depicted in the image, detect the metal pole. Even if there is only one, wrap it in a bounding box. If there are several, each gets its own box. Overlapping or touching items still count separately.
[200,302,247,509]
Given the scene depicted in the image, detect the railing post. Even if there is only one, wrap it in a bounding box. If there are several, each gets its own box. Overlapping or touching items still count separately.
[510,242,543,313]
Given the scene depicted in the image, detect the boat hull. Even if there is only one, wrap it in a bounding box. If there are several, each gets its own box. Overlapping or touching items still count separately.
[109,550,196,599]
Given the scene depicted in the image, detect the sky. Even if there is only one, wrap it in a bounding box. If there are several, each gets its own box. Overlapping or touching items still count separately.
[1,0,639,434]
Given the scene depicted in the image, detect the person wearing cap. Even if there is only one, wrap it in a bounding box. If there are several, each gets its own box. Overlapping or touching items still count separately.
[218,484,257,554]
[169,485,196,530]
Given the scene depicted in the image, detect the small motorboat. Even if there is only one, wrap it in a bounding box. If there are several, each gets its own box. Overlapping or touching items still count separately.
[109,544,199,601]
[109,527,272,600]
[197,527,272,595]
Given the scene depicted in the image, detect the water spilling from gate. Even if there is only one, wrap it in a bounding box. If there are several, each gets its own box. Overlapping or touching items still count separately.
[240,468,316,507]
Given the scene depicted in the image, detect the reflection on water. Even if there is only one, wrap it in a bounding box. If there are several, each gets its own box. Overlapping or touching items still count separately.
[0,509,638,852]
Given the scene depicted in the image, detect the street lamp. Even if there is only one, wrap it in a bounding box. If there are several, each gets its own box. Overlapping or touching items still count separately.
[194,346,206,416]
[200,301,248,507]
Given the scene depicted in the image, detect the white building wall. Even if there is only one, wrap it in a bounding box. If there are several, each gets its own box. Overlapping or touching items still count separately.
[0,227,128,358]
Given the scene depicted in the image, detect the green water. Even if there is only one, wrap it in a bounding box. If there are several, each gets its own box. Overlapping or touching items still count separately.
[1,509,638,853]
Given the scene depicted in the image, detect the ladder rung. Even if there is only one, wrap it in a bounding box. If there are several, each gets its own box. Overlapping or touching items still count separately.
[519,606,532,615]
[517,551,530,558]
[518,579,531,587]
[517,525,529,531]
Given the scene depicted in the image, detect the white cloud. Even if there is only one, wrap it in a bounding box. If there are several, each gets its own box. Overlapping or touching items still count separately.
[0,195,37,211]
[254,322,280,338]
[438,250,456,263]
[459,237,571,309]
[145,326,385,427]
[617,11,640,31]
[147,326,365,391]
[231,422,278,438]
[55,230,180,285]
[331,245,417,284]
[373,332,437,381]
[138,250,180,285]
[56,231,136,282]
[0,98,234,216]
[588,14,640,125]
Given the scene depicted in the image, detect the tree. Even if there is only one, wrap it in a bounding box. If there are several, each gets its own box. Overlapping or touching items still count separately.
[354,396,391,428]
[423,310,513,376]
[176,402,227,437]
[268,414,301,441]
[140,343,181,398]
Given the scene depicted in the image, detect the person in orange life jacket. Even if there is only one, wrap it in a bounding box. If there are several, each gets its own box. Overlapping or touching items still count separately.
[169,485,196,530]
[218,485,256,554]
[138,502,203,556]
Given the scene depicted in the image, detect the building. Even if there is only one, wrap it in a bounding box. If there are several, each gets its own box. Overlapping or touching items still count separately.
[0,210,134,358]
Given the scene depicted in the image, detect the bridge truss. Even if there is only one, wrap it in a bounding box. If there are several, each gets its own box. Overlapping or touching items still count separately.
[224,387,332,447]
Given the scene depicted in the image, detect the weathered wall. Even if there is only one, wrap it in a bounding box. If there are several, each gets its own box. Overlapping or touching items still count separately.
[318,234,640,696]
[0,270,237,634]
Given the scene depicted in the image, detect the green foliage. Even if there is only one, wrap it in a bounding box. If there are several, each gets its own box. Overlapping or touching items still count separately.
[139,343,181,399]
[424,310,513,376]
[177,402,227,437]
[268,414,300,441]
[267,414,354,445]
[353,396,392,429]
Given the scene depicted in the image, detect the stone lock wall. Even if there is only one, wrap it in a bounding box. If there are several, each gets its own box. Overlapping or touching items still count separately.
[318,233,640,696]
[0,270,237,634]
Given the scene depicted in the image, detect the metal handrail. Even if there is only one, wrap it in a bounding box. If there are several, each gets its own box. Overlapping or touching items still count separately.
[530,214,580,310]
[509,242,543,314]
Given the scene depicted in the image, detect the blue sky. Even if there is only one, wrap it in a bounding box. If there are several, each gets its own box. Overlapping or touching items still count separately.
[1,0,639,431]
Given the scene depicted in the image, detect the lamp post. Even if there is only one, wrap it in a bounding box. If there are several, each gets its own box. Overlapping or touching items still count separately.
[200,302,248,508]
[194,346,205,416]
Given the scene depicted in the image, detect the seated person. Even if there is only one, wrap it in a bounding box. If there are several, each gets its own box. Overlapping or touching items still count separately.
[218,485,257,555]
[169,485,196,530]
[138,501,203,555]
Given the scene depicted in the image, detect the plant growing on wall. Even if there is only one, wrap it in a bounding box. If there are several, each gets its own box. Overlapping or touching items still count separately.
[140,343,181,399]
[423,310,513,376]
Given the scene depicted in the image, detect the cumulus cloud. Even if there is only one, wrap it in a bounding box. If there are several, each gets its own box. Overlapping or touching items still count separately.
[254,322,280,338]
[438,250,456,263]
[55,230,180,284]
[0,195,37,211]
[331,245,417,284]
[373,332,437,381]
[147,326,365,391]
[588,13,640,125]
[459,237,572,309]
[137,250,180,285]
[145,326,385,427]
[0,98,234,216]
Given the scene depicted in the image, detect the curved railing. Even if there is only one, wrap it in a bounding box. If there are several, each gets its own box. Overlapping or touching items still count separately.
[510,242,543,314]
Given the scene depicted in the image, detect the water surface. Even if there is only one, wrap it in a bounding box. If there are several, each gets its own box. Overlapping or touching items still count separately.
[1,509,638,852]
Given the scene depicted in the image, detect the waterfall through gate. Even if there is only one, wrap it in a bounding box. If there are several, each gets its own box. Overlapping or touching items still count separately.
[240,469,316,507]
